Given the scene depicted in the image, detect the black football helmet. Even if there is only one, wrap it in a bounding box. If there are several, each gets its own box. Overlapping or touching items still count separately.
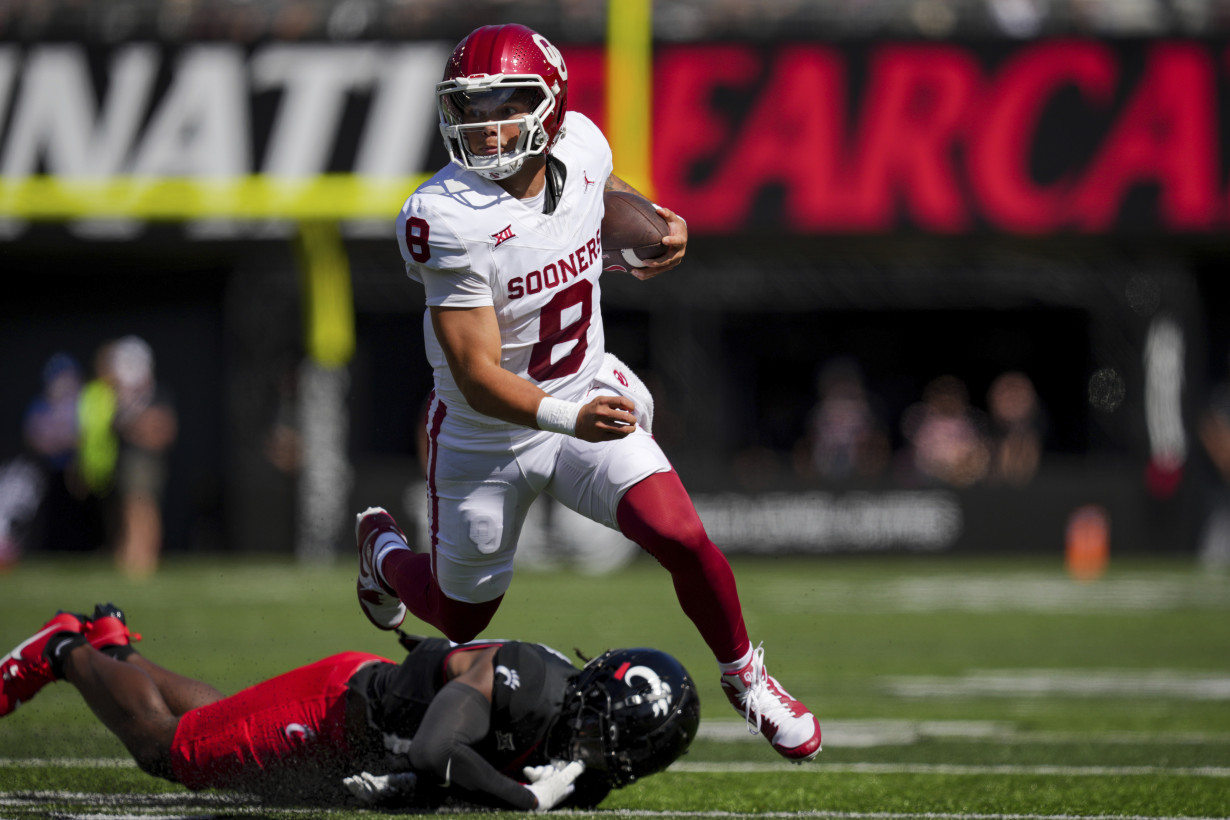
[548,647,700,789]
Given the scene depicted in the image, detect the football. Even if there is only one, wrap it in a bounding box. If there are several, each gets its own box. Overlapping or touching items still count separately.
[601,191,669,270]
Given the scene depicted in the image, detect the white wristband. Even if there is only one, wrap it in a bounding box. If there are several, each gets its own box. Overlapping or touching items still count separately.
[536,396,581,436]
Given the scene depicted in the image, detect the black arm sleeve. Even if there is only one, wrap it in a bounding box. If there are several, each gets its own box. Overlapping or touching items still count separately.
[408,681,536,811]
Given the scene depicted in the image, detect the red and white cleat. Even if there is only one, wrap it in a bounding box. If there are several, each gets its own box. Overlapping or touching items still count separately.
[0,611,88,717]
[355,506,408,630]
[721,643,822,762]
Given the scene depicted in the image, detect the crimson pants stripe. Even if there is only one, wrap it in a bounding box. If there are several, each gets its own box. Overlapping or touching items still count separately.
[425,391,447,580]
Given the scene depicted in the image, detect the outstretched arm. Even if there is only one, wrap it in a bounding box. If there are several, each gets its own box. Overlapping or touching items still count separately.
[408,680,539,809]
[406,648,581,810]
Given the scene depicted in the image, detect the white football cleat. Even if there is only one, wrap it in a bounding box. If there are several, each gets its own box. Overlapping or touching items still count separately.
[721,643,822,762]
[355,507,408,630]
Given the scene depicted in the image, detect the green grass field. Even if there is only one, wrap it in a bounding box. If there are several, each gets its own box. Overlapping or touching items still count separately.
[2,551,1229,819]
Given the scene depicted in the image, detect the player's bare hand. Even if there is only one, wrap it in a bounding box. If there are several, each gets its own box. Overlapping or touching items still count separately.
[575,394,637,442]
[634,207,687,280]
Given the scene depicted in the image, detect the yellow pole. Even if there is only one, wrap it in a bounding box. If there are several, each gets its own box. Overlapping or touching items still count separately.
[606,0,654,200]
[294,221,355,367]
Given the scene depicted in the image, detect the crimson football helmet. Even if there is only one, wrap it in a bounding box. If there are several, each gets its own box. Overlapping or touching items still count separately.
[548,648,700,791]
[436,24,569,181]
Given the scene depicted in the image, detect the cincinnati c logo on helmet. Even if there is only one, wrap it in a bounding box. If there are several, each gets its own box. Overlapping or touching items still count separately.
[624,665,674,718]
[284,723,317,742]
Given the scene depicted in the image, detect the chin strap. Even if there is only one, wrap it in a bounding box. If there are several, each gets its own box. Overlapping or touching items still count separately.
[543,155,567,215]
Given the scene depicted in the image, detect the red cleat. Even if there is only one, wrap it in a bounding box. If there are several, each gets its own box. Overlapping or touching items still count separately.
[85,603,142,651]
[0,611,88,717]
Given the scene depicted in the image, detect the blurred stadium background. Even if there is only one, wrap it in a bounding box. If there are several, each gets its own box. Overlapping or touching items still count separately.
[2,0,1230,574]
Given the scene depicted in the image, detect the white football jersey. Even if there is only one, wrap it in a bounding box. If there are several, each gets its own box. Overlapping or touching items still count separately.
[396,112,614,442]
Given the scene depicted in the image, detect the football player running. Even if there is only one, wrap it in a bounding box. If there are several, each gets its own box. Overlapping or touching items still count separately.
[362,23,821,762]
[1,604,699,810]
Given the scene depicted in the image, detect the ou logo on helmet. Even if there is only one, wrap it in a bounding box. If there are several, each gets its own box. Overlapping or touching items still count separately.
[624,665,674,718]
[532,33,568,81]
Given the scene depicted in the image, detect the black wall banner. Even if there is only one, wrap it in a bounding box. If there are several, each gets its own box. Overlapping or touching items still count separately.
[0,41,453,180]
[1,38,1226,235]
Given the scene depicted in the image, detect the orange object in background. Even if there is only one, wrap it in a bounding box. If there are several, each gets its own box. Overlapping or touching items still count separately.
[1066,504,1110,581]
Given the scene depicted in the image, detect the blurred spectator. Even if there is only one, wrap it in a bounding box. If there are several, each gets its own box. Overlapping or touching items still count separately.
[78,336,178,579]
[985,370,1045,486]
[1,353,92,568]
[899,374,991,487]
[984,0,1049,37]
[794,357,890,484]
[263,362,303,477]
[24,353,83,473]
[1197,374,1230,570]
[0,457,42,570]
[20,352,100,556]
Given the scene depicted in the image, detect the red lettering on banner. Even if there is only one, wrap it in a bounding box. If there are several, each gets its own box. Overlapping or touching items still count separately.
[655,45,756,230]
[969,40,1116,233]
[649,40,1224,235]
[655,45,846,231]
[1071,42,1220,231]
[845,45,981,232]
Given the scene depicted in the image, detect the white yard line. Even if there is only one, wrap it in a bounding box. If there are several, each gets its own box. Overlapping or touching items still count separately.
[670,762,1230,777]
[759,575,1230,614]
[698,719,1230,747]
[882,670,1230,700]
[604,812,1230,820]
[1,795,1228,820]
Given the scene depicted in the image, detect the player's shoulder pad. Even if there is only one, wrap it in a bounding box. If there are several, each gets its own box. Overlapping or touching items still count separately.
[562,110,602,140]
[552,111,612,186]
[493,641,577,685]
[396,173,473,271]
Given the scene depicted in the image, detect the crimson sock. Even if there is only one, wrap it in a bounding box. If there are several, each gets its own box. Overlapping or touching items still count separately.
[616,471,751,665]
[381,550,503,643]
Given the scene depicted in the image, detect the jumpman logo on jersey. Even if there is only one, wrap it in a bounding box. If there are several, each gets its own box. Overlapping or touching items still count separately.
[491,225,516,247]
[583,171,597,191]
